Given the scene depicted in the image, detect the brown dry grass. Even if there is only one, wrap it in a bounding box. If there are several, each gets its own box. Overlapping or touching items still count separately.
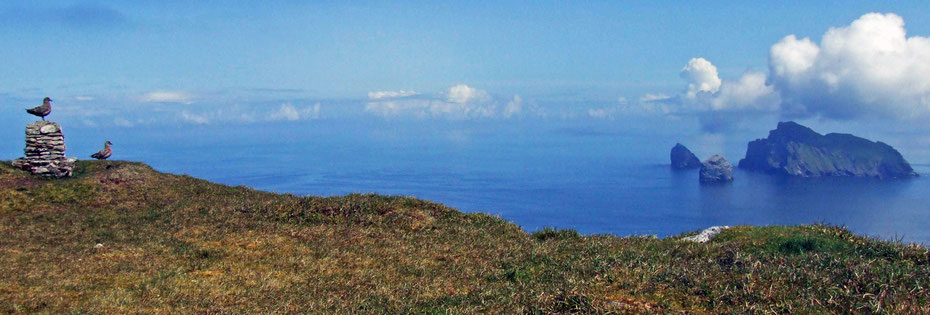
[0,160,927,313]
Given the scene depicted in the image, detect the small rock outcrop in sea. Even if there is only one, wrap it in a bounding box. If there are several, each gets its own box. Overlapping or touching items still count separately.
[670,143,702,169]
[682,226,730,243]
[11,121,76,178]
[699,155,734,184]
[738,121,916,179]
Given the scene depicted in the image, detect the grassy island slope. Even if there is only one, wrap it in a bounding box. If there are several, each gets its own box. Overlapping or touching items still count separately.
[0,161,927,313]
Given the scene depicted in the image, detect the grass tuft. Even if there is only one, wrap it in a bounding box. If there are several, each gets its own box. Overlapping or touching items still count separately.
[532,227,581,241]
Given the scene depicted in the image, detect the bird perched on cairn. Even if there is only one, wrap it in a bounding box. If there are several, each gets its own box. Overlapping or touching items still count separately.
[26,97,52,121]
[91,141,113,160]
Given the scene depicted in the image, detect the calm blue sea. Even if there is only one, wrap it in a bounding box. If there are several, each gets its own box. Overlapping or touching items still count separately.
[5,120,930,244]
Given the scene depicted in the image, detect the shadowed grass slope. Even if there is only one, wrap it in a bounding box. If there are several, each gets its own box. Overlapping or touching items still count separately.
[0,161,927,313]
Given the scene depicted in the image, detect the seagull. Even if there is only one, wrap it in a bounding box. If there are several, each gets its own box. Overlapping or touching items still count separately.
[26,97,52,121]
[91,141,113,160]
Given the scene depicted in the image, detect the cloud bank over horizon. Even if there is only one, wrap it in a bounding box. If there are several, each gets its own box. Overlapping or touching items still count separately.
[364,84,527,120]
[650,12,930,132]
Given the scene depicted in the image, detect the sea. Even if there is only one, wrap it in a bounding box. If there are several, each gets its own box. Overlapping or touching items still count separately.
[4,119,930,244]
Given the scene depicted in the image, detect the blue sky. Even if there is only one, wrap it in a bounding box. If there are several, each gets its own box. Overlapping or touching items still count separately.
[1,1,927,98]
[2,1,930,161]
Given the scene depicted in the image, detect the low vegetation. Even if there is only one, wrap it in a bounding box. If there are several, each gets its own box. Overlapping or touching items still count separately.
[1,161,927,313]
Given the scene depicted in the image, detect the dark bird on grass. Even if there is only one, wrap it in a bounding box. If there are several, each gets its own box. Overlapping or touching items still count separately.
[91,141,113,160]
[26,97,52,121]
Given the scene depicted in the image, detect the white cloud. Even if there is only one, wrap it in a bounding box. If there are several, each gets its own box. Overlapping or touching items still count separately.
[180,110,209,124]
[680,63,779,113]
[587,106,616,119]
[113,118,134,127]
[170,103,321,125]
[640,93,671,103]
[589,95,675,119]
[645,12,930,131]
[81,119,98,127]
[368,90,418,99]
[769,35,819,80]
[268,103,322,121]
[365,84,521,120]
[270,103,300,121]
[238,113,257,123]
[429,97,496,118]
[588,97,628,119]
[680,58,722,99]
[141,91,193,104]
[364,99,428,118]
[75,96,94,101]
[710,71,780,112]
[445,84,491,104]
[648,59,780,131]
[769,12,930,119]
[503,95,522,118]
[305,103,321,120]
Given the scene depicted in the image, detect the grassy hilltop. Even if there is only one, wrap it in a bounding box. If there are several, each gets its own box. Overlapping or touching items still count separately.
[0,161,928,313]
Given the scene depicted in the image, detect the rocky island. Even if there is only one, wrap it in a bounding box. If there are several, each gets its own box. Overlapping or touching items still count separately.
[699,155,734,183]
[738,122,917,179]
[669,143,701,169]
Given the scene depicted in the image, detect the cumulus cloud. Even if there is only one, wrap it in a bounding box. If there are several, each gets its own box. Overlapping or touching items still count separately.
[180,110,209,124]
[141,91,193,104]
[587,106,616,119]
[365,84,522,120]
[647,12,930,131]
[709,72,780,112]
[503,95,523,118]
[446,84,491,104]
[649,60,779,131]
[588,97,629,119]
[367,90,418,99]
[364,99,427,118]
[588,95,682,119]
[268,103,321,121]
[769,12,930,119]
[269,103,301,121]
[170,102,324,125]
[640,93,671,103]
[680,58,722,99]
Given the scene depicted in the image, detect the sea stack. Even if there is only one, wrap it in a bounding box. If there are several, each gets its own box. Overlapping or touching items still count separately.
[11,121,76,178]
[699,155,734,184]
[670,143,702,169]
[738,122,916,179]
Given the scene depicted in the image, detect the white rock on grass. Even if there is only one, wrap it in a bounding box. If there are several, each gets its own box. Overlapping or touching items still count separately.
[682,226,730,243]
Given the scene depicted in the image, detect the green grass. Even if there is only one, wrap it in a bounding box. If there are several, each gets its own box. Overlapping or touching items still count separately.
[0,161,927,313]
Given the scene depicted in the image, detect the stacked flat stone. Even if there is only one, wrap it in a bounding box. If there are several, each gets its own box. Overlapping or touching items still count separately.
[12,121,76,178]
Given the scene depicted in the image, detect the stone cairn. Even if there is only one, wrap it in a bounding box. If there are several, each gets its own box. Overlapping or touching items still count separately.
[11,121,76,178]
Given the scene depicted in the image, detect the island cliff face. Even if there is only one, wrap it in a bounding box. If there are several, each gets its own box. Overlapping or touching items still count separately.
[738,122,916,179]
